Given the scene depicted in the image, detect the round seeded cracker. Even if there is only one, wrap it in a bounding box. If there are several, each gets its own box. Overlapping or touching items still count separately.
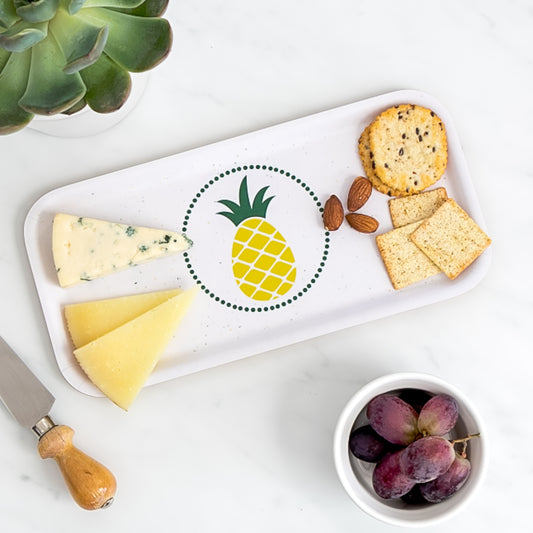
[358,124,407,197]
[368,104,448,194]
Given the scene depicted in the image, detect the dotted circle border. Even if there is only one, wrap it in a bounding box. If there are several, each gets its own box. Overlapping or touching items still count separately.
[182,164,330,312]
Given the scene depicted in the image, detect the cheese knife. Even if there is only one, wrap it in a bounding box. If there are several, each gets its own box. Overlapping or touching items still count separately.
[0,335,116,510]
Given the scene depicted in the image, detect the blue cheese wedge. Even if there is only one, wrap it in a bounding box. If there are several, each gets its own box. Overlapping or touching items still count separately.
[52,213,192,287]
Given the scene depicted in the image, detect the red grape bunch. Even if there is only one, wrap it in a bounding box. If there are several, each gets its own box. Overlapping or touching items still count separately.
[348,389,479,504]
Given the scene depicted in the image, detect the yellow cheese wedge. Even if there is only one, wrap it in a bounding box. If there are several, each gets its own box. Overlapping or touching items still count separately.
[73,287,198,410]
[52,213,192,287]
[64,288,183,348]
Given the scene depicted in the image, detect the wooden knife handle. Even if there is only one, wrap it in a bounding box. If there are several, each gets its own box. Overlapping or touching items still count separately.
[37,425,117,510]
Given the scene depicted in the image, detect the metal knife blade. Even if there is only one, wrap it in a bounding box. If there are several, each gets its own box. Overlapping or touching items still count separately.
[0,335,116,510]
[0,336,54,432]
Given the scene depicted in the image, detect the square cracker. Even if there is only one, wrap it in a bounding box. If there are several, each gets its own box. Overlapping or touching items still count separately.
[376,221,441,290]
[388,187,448,228]
[410,199,491,279]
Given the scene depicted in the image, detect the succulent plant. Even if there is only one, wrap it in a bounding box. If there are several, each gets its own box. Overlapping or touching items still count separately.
[0,0,172,135]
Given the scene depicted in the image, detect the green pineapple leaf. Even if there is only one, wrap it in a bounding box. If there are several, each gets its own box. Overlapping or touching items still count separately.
[251,185,274,218]
[237,175,253,213]
[217,199,241,214]
[217,176,275,227]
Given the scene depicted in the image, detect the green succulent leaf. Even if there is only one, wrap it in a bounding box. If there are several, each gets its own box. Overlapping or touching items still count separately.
[1,0,172,133]
[79,51,130,113]
[110,0,168,16]
[0,0,19,29]
[18,31,86,114]
[0,47,9,70]
[50,9,108,73]
[15,0,59,24]
[60,0,87,15]
[0,49,33,134]
[62,95,87,114]
[0,19,48,52]
[121,0,169,17]
[79,7,171,72]
[83,0,144,8]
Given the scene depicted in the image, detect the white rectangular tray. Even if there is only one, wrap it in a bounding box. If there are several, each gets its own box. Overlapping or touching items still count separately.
[24,90,491,396]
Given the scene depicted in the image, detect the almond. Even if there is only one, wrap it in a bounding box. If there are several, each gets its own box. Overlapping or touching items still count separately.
[345,213,379,233]
[347,176,372,212]
[323,195,344,231]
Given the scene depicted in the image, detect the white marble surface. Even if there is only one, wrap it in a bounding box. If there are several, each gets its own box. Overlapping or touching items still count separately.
[0,1,531,530]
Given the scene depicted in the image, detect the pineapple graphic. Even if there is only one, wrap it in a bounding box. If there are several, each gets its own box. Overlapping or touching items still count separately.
[217,176,297,301]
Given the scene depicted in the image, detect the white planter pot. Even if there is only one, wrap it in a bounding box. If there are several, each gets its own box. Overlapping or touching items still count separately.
[28,72,149,137]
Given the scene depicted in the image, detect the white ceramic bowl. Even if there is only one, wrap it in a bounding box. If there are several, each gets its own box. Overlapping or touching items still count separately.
[333,372,487,528]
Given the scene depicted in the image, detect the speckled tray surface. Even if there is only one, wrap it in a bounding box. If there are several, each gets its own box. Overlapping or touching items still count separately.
[24,90,491,396]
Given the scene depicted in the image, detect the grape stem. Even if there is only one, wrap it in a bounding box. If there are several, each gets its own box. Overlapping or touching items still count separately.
[450,433,480,457]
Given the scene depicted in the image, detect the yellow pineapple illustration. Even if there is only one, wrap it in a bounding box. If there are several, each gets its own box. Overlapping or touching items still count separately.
[217,176,297,301]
